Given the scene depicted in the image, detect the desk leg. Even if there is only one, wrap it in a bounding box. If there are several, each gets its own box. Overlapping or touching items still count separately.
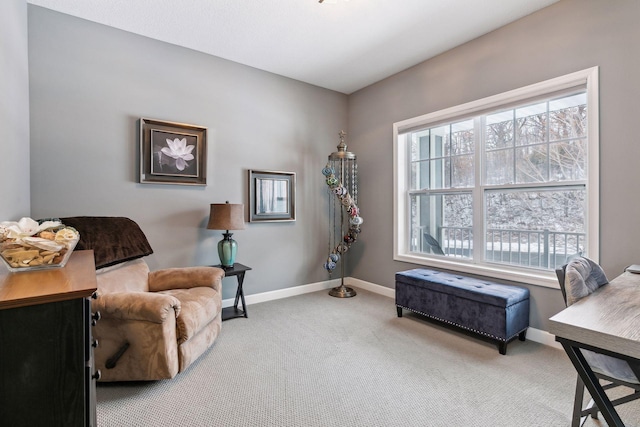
[233,272,248,318]
[559,339,625,427]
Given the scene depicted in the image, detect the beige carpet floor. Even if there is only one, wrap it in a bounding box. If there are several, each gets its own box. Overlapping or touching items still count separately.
[96,288,640,426]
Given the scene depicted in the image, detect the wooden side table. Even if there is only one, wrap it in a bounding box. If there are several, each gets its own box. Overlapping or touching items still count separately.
[214,263,251,321]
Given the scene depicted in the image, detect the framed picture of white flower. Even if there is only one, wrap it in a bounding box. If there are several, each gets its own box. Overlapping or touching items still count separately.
[139,118,207,185]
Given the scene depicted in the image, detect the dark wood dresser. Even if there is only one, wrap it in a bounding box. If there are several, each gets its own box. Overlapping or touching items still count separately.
[0,250,99,426]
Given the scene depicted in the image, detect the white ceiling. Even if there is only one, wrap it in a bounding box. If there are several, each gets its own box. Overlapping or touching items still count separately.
[27,0,559,94]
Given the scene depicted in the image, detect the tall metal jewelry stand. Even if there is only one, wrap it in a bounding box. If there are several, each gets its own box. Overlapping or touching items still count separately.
[323,131,362,298]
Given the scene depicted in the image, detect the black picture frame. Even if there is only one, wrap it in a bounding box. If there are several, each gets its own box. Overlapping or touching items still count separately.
[139,118,207,185]
[248,170,296,222]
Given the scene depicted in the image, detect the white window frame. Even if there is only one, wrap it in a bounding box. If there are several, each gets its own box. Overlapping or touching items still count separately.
[393,67,599,288]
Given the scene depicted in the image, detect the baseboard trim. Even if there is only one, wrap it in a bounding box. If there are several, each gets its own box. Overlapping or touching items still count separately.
[345,277,396,298]
[223,276,561,350]
[523,327,563,350]
[222,278,340,308]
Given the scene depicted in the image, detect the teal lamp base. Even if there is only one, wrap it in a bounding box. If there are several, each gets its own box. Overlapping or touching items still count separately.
[218,232,237,268]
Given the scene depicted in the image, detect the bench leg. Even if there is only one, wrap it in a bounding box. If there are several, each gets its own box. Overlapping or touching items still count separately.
[499,341,507,355]
[499,331,526,355]
[396,306,403,317]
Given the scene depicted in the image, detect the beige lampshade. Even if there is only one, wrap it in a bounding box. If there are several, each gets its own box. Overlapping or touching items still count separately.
[207,202,245,231]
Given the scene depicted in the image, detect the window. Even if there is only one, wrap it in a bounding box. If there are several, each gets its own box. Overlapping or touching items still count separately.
[394,68,599,287]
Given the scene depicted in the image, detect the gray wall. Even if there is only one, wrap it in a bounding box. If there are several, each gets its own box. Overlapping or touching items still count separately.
[0,0,31,219]
[348,0,640,330]
[28,6,347,299]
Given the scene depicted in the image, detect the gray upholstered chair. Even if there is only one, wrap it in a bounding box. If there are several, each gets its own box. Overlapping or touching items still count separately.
[61,216,225,381]
[556,257,640,427]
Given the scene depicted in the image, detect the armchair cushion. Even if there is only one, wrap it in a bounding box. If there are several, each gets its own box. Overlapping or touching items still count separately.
[161,287,221,344]
[96,258,150,293]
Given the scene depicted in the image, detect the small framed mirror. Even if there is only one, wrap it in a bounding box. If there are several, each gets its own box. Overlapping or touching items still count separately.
[248,170,296,222]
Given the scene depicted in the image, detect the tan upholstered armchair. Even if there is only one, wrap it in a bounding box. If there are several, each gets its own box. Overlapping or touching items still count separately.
[61,216,225,381]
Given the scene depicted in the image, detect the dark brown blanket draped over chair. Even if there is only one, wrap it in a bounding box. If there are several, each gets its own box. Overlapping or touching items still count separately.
[59,216,224,381]
[60,216,153,269]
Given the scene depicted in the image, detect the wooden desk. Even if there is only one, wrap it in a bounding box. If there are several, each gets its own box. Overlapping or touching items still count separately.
[549,271,640,427]
[0,250,99,426]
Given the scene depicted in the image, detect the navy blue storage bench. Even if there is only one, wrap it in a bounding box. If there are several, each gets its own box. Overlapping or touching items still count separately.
[395,268,529,355]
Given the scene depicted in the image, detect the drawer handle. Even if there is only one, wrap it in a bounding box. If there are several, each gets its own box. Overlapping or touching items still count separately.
[91,311,101,326]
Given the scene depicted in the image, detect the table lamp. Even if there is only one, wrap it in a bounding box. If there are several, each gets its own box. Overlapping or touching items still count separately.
[207,202,245,268]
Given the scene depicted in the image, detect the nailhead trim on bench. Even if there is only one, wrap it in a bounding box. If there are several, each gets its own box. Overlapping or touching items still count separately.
[397,304,525,343]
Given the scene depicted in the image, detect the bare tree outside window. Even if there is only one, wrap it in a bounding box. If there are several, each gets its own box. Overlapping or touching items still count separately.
[407,91,588,270]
